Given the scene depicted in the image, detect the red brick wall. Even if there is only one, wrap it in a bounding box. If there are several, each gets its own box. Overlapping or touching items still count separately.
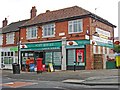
[20,17,90,43]
[85,18,114,70]
[86,44,94,70]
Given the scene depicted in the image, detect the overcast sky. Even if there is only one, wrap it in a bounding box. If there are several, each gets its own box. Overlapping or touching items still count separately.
[0,0,119,36]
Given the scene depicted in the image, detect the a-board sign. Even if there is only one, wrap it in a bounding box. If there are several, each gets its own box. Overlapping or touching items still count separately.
[48,63,54,72]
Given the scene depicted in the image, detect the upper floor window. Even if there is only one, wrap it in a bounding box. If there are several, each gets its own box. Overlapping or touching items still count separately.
[42,23,55,37]
[6,32,14,44]
[68,19,83,34]
[27,26,37,39]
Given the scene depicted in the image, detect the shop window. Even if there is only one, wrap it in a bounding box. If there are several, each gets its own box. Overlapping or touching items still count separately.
[76,49,84,63]
[53,52,61,65]
[4,57,13,64]
[67,49,76,65]
[68,19,83,34]
[45,52,53,65]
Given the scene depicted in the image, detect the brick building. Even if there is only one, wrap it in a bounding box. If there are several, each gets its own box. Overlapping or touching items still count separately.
[20,6,116,70]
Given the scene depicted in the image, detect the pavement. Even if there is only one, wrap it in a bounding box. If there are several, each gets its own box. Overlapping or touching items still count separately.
[1,69,120,86]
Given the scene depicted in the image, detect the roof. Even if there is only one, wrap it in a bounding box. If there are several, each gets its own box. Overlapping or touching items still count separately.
[21,6,116,28]
[2,19,29,33]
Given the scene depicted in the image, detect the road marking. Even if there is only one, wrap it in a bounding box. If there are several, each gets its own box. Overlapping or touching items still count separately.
[2,81,37,88]
[62,79,85,84]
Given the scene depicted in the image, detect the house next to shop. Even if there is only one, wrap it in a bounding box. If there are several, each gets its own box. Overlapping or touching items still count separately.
[1,6,37,69]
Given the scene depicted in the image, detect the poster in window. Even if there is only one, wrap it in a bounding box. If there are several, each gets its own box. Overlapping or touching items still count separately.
[76,49,84,63]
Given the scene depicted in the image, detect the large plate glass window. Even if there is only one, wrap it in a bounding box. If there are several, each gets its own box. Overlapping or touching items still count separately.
[53,52,61,66]
[67,49,76,66]
[45,52,52,65]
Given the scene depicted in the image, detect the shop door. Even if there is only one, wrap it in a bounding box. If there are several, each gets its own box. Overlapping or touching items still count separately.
[94,54,103,69]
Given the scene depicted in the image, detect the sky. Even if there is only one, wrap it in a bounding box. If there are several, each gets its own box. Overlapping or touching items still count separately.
[0,0,119,37]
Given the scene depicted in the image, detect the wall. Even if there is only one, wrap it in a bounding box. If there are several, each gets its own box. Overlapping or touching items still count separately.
[20,17,90,43]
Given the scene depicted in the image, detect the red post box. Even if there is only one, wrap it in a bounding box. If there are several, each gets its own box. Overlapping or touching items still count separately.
[36,58,43,73]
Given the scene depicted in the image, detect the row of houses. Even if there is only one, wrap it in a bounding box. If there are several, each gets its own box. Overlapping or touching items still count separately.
[0,6,116,70]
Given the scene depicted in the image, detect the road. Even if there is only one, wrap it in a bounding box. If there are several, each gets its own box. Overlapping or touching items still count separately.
[1,69,120,90]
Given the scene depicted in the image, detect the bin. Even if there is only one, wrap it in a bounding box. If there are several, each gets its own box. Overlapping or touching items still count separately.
[12,63,20,74]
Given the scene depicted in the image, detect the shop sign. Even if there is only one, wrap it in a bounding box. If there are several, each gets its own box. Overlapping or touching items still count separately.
[10,47,18,51]
[21,47,60,51]
[95,41,113,48]
[67,40,90,46]
[26,41,61,48]
[93,28,113,45]
[21,41,61,51]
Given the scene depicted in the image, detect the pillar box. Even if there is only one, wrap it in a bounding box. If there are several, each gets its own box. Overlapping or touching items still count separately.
[36,58,43,73]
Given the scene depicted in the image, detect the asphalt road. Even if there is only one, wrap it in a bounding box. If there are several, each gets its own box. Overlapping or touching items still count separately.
[1,76,119,90]
[1,69,120,90]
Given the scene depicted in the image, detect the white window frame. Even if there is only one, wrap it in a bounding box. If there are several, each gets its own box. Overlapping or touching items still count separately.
[68,19,83,34]
[42,23,55,38]
[26,26,37,39]
[6,32,14,44]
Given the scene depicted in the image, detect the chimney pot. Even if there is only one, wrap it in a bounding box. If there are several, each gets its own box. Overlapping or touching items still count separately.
[30,6,37,19]
[2,18,8,27]
[46,10,50,13]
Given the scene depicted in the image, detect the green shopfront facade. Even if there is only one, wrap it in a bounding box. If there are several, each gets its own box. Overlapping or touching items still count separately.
[20,40,90,70]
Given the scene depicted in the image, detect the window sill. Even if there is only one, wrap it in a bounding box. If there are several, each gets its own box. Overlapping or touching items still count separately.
[27,37,37,40]
[42,35,55,38]
[68,31,83,34]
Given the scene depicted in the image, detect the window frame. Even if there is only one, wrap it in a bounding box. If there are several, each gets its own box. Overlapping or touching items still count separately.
[68,19,83,34]
[26,26,37,39]
[6,32,14,44]
[42,23,55,38]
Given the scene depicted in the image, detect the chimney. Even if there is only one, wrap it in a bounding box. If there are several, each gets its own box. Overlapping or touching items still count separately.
[30,6,37,19]
[2,18,8,27]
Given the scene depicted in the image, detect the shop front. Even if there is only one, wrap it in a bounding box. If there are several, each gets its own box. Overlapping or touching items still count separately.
[66,40,90,70]
[20,41,62,71]
[1,46,18,69]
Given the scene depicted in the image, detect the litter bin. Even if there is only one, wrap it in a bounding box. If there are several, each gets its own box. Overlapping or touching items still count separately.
[12,63,20,74]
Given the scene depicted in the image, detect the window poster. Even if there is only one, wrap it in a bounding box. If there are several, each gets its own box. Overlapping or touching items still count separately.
[76,49,84,63]
[67,49,75,65]
[45,52,52,65]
